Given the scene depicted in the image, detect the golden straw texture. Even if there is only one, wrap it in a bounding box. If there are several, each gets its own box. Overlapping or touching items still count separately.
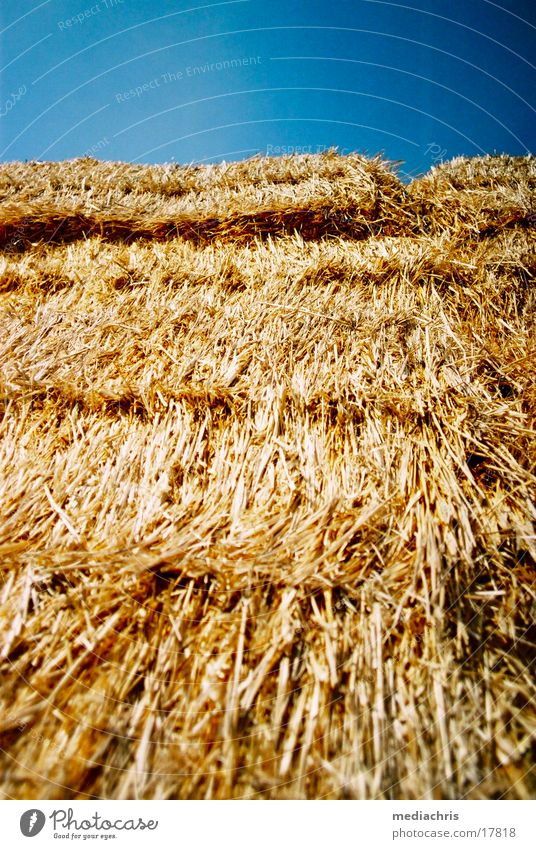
[0,150,534,799]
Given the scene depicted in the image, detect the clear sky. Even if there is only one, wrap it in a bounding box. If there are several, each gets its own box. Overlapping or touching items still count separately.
[1,0,535,177]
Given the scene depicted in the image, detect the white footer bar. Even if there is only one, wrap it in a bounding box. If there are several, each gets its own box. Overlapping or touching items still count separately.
[4,799,535,849]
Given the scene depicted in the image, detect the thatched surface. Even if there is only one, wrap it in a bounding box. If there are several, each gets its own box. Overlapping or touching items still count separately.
[0,151,534,800]
[0,153,410,249]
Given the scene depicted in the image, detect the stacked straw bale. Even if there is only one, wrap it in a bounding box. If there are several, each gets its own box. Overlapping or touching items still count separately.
[0,150,534,799]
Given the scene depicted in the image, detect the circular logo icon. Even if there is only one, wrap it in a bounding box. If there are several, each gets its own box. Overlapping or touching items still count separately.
[20,810,46,837]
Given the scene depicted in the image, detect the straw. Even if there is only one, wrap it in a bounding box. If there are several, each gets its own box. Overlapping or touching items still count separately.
[0,150,534,800]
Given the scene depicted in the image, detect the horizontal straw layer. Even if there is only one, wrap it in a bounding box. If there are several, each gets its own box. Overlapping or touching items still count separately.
[0,151,534,800]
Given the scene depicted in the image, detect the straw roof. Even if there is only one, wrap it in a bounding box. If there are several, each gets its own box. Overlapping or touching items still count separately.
[0,150,534,799]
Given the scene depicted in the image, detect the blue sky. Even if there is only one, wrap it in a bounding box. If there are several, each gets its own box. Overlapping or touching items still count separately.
[1,0,535,177]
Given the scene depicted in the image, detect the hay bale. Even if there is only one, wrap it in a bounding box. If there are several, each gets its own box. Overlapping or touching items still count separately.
[0,151,534,800]
[0,152,411,250]
[408,153,536,239]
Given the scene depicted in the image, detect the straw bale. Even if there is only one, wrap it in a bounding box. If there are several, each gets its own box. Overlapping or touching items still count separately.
[0,152,410,251]
[0,151,534,800]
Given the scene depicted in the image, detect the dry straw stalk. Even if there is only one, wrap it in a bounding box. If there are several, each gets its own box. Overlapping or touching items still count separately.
[0,150,534,799]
